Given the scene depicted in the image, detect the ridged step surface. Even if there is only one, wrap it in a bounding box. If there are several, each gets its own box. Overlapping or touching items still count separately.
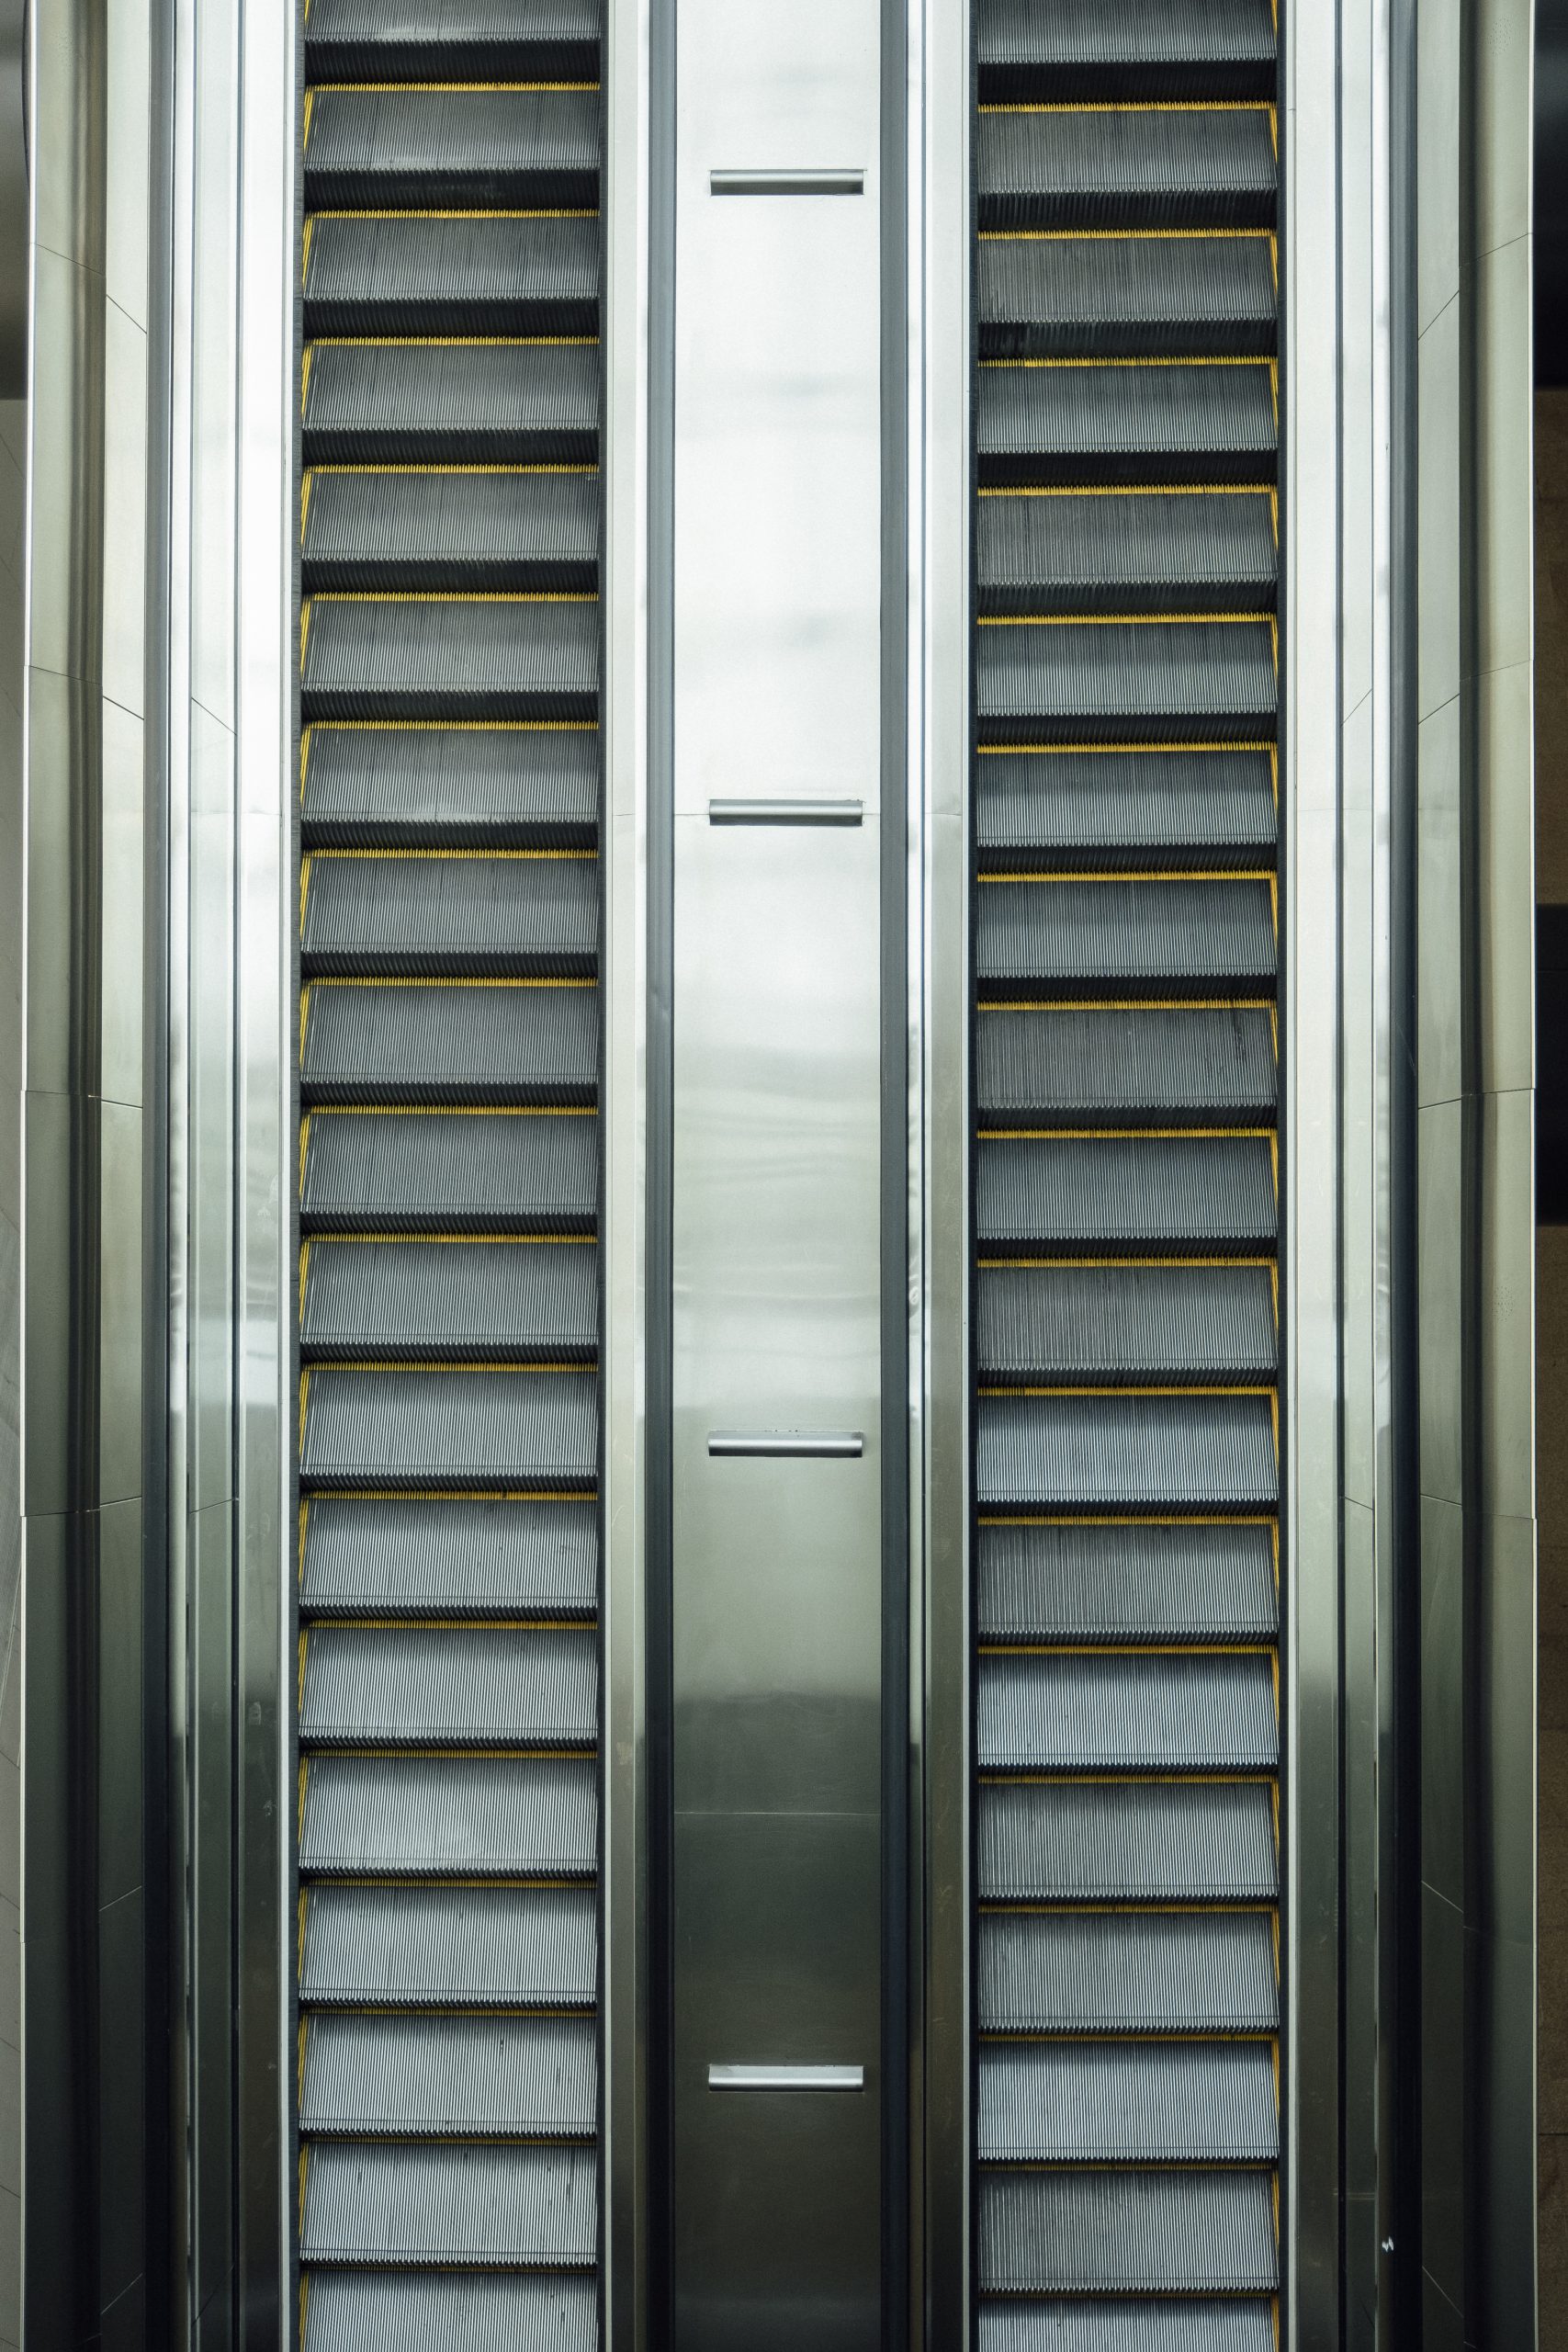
[302,854,599,977]
[299,1238,599,1359]
[977,1008,1276,1124]
[976,1392,1278,1509]
[300,1625,600,1746]
[301,1496,598,1617]
[300,2013,597,2136]
[303,341,601,466]
[977,1262,1277,1382]
[976,1136,1278,1251]
[303,469,600,593]
[301,1111,599,1233]
[979,234,1278,359]
[975,748,1277,869]
[977,2304,1276,2352]
[301,725,600,849]
[306,0,603,85]
[977,360,1277,486]
[303,2269,599,2352]
[976,877,1275,991]
[976,1521,1277,1641]
[977,2038,1278,2163]
[976,0,1277,103]
[977,488,1276,613]
[977,1908,1279,2032]
[299,1755,598,1878]
[976,1649,1279,1770]
[304,87,601,210]
[300,2141,598,2266]
[978,107,1277,232]
[978,2168,1278,2294]
[303,215,602,337]
[977,617,1277,742]
[300,1883,597,2007]
[302,596,599,721]
[976,1779,1278,1904]
[300,981,599,1103]
[299,1366,598,1487]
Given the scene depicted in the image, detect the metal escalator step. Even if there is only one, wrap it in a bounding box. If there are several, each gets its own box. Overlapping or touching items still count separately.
[301,2012,597,2137]
[300,980,598,1105]
[300,1239,598,1363]
[300,1367,597,1487]
[302,1112,598,1234]
[977,1650,1278,1771]
[977,1393,1277,1510]
[303,469,600,594]
[306,0,601,86]
[977,1908,1278,2032]
[299,1752,597,1876]
[302,1497,597,1618]
[302,724,599,849]
[976,879,1275,993]
[977,618,1276,744]
[978,2303,1274,2352]
[976,1521,1277,1642]
[301,2139,597,2266]
[304,88,601,211]
[303,340,601,465]
[302,854,599,977]
[976,749,1276,872]
[978,108,1277,233]
[977,1779,1277,1903]
[300,1883,596,2006]
[302,596,598,722]
[301,1624,598,1747]
[977,1264,1276,1384]
[977,360,1277,488]
[978,1009,1276,1125]
[979,234,1276,360]
[303,2268,598,2352]
[978,2167,1278,2294]
[976,1137,1277,1253]
[978,2038,1277,2164]
[303,214,602,337]
[976,0,1276,105]
[977,492,1275,617]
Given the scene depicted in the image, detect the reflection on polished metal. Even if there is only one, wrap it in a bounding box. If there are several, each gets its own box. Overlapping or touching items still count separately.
[707,1430,865,1458]
[709,2064,866,2091]
[709,797,865,826]
[669,0,886,2337]
[0,0,23,397]
[710,167,864,197]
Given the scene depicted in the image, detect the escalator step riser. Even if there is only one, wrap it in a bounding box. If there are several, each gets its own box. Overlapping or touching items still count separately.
[299,1754,598,1878]
[977,1780,1277,1904]
[976,879,1275,991]
[978,1008,1276,1125]
[301,2011,598,2136]
[300,1882,598,2007]
[977,1650,1278,1772]
[303,341,602,466]
[304,215,602,339]
[301,982,599,1105]
[302,1496,598,1618]
[977,0,1276,107]
[978,2039,1278,2164]
[977,1262,1277,1383]
[302,724,600,850]
[302,596,599,722]
[301,2140,598,2267]
[304,87,601,210]
[977,1520,1277,1642]
[979,235,1277,360]
[976,2301,1276,2352]
[978,619,1276,742]
[976,1136,1277,1252]
[978,2168,1278,2295]
[300,1367,598,1488]
[977,1392,1277,1511]
[977,1908,1278,2033]
[300,1238,598,1362]
[977,359,1276,487]
[978,490,1275,615]
[302,1111,599,1234]
[302,2267,599,2352]
[976,748,1276,869]
[303,854,600,977]
[978,108,1277,233]
[302,1625,599,1747]
[303,469,600,594]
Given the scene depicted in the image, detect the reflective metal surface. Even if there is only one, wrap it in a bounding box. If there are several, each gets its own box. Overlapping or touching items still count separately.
[670,0,886,2336]
[710,169,864,197]
[707,1431,864,1458]
[709,2065,866,2090]
[709,797,864,826]
[0,0,25,400]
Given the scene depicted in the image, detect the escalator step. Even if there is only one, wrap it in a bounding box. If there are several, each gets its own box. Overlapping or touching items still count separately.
[301,1625,599,1747]
[977,617,1276,743]
[301,724,599,850]
[302,595,599,722]
[301,2139,598,2266]
[978,2168,1278,2294]
[302,2268,598,2352]
[300,1883,597,2007]
[978,2305,1274,2352]
[977,1779,1277,1903]
[300,1366,597,1487]
[303,469,600,594]
[302,854,599,977]
[977,491,1275,616]
[978,107,1277,233]
[301,2012,597,2137]
[977,1649,1278,1771]
[301,1111,599,1234]
[977,1392,1278,1510]
[978,1008,1275,1124]
[303,340,601,465]
[976,1521,1277,1642]
[977,1263,1276,1383]
[980,233,1276,360]
[303,213,602,338]
[301,1239,598,1361]
[302,1497,598,1618]
[300,980,598,1105]
[976,1136,1277,1252]
[977,1908,1278,2033]
[306,0,601,89]
[299,1752,598,1877]
[977,360,1277,488]
[976,0,1276,106]
[304,87,601,210]
[978,2039,1277,2164]
[976,747,1275,871]
[976,879,1275,992]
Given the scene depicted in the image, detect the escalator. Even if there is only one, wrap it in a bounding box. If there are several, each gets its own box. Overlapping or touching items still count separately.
[293,4,604,2342]
[970,2,1283,2341]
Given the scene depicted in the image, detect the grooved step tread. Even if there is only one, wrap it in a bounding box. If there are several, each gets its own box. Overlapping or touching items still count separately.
[302,724,599,850]
[299,1753,598,1877]
[977,361,1277,487]
[305,87,601,210]
[301,1496,598,1617]
[978,2167,1279,2295]
[307,0,602,85]
[977,1649,1279,1771]
[977,1779,1278,1904]
[301,1624,599,1747]
[977,491,1275,616]
[302,469,600,593]
[304,341,602,465]
[978,2038,1278,2164]
[300,1366,598,1487]
[302,2269,598,2352]
[980,234,1277,361]
[977,1908,1279,2033]
[977,1391,1278,1510]
[302,854,599,977]
[303,214,602,338]
[301,2011,597,2136]
[300,980,599,1105]
[976,1136,1277,1253]
[301,1111,599,1234]
[977,1007,1276,1124]
[977,1262,1277,1383]
[977,617,1277,743]
[976,1520,1277,1642]
[975,748,1276,869]
[977,0,1277,104]
[300,2140,598,2267]
[976,878,1275,991]
[300,1883,597,2007]
[978,109,1277,233]
[300,1239,598,1362]
[302,596,600,722]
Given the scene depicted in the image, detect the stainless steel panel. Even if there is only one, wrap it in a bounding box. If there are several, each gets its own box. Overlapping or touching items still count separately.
[671,0,884,2335]
[710,169,864,196]
[709,797,864,826]
[709,2066,866,2090]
